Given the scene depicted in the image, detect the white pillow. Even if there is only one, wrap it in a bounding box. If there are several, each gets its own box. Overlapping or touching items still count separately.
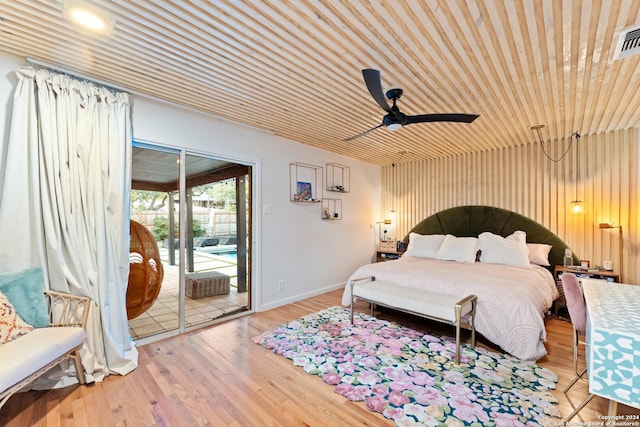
[527,243,552,266]
[478,231,531,268]
[404,233,445,258]
[506,230,527,243]
[436,235,479,263]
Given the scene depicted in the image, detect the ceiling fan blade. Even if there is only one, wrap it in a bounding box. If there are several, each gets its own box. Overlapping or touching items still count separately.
[406,113,479,124]
[362,69,391,113]
[343,124,384,141]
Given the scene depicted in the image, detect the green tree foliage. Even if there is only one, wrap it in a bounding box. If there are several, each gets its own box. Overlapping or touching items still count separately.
[192,178,237,211]
[152,216,205,242]
[152,216,170,241]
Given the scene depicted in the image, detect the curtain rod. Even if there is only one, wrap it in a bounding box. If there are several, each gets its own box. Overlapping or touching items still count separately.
[27,57,127,94]
[25,57,276,136]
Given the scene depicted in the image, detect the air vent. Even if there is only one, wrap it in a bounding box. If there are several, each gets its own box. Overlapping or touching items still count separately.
[613,24,640,60]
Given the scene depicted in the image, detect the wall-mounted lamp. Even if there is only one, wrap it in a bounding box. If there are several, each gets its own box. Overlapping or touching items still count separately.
[377,219,392,242]
[599,223,623,281]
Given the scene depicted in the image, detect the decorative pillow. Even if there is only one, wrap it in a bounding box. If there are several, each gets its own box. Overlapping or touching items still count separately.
[404,233,445,258]
[527,243,552,266]
[478,231,531,268]
[506,230,527,243]
[435,235,479,263]
[0,291,34,345]
[0,268,49,328]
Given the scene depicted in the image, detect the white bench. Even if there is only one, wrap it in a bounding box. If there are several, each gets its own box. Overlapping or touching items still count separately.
[349,276,477,365]
[0,290,90,409]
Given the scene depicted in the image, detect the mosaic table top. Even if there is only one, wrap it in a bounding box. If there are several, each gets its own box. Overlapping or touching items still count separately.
[581,278,640,410]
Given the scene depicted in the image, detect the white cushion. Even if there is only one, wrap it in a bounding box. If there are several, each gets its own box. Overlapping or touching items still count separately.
[353,280,474,322]
[478,231,531,267]
[0,326,85,393]
[436,235,478,263]
[404,233,445,259]
[527,243,552,266]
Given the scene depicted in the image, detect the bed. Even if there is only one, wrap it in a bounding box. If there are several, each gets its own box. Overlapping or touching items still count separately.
[342,205,579,361]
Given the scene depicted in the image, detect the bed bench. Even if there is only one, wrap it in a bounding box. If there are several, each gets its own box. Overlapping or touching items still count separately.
[349,276,477,364]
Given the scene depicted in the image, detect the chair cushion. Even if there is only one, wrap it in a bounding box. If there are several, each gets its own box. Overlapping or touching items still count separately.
[0,326,85,393]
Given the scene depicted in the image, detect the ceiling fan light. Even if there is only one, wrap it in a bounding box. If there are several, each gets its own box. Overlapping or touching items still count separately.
[387,123,402,131]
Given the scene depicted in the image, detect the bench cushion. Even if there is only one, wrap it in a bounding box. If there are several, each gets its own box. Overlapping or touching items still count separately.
[353,280,471,323]
[0,326,85,393]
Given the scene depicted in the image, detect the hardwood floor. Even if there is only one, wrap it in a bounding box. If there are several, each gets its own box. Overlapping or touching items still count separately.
[1,289,637,426]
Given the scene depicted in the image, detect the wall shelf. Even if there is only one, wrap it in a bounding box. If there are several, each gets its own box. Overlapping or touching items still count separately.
[326,163,350,193]
[290,162,322,202]
[321,198,342,220]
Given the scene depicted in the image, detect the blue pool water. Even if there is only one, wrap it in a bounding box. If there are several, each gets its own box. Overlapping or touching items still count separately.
[217,251,237,261]
[196,245,238,261]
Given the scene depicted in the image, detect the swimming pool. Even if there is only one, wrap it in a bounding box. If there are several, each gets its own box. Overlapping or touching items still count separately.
[216,251,237,261]
[196,245,237,261]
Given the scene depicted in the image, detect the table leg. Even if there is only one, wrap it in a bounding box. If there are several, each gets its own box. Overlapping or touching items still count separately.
[608,399,618,417]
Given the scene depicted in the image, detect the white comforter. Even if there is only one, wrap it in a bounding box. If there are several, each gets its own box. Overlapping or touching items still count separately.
[341,256,558,360]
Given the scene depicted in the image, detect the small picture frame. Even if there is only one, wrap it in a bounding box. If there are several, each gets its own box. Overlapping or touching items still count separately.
[580,260,590,268]
[296,181,312,201]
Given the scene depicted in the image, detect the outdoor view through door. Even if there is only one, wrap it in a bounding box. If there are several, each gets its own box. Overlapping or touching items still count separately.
[128,144,251,341]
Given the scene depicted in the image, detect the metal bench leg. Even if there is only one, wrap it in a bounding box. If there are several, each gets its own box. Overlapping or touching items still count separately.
[455,304,461,365]
[470,297,477,349]
[349,280,355,324]
[348,276,376,325]
[454,295,477,364]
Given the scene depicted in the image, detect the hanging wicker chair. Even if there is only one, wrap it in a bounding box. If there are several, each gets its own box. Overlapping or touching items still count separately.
[127,220,164,320]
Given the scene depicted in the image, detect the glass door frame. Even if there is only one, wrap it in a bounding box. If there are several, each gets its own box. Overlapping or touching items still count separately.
[131,142,256,345]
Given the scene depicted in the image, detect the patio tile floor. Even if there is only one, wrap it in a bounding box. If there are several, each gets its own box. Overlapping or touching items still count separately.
[128,248,248,340]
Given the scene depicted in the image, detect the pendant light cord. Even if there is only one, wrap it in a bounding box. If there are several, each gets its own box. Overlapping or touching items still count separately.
[574,132,580,201]
[534,126,577,162]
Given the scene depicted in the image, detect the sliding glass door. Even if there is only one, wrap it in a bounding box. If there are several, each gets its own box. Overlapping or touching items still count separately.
[182,152,251,329]
[128,143,251,341]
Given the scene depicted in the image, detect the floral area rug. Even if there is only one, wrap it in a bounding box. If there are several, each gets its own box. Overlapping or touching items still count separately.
[252,306,561,426]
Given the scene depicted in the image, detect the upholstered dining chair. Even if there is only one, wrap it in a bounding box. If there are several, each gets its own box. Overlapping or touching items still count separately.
[560,273,596,421]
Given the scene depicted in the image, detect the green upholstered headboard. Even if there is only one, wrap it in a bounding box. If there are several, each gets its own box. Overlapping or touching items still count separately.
[404,205,579,270]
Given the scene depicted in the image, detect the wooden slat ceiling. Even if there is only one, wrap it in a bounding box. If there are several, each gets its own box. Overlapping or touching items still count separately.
[0,1,639,166]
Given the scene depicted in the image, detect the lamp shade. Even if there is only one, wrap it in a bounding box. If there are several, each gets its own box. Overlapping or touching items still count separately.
[570,200,583,214]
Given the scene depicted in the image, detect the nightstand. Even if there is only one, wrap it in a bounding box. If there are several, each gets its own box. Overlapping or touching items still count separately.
[376,250,404,262]
[552,265,618,316]
[554,265,619,283]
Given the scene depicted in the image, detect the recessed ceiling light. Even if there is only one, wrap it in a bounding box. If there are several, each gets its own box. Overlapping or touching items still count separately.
[69,8,106,31]
[62,0,115,35]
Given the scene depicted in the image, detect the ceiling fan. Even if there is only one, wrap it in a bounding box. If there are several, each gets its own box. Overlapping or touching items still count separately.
[344,69,479,141]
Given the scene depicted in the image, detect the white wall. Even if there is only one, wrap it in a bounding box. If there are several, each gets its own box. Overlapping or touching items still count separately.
[0,53,382,311]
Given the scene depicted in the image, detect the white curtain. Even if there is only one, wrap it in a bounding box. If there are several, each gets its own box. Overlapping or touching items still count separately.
[0,66,137,386]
